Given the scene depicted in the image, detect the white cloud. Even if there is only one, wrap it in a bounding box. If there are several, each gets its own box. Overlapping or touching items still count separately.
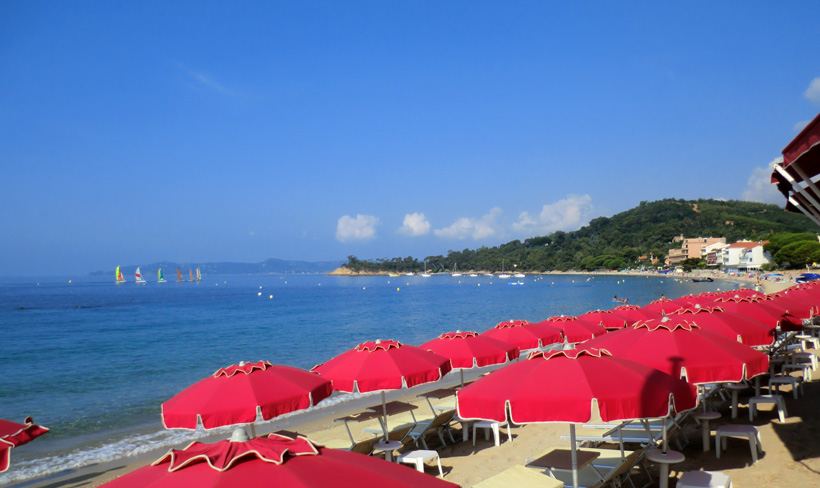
[398,212,431,236]
[512,194,594,236]
[434,208,503,240]
[336,214,380,242]
[742,157,784,204]
[805,77,820,105]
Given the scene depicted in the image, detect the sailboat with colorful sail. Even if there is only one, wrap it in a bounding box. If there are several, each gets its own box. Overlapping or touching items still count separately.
[176,267,183,283]
[135,267,146,284]
[195,268,202,281]
[158,268,166,283]
[189,269,194,282]
[115,266,126,284]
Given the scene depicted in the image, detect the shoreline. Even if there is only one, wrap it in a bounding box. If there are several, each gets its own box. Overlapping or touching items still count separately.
[3,272,804,488]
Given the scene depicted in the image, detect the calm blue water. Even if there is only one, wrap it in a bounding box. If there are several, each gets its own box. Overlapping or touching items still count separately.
[0,273,732,485]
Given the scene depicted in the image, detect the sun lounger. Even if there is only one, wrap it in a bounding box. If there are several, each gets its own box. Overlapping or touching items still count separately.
[526,445,647,488]
[474,465,564,488]
[407,410,456,449]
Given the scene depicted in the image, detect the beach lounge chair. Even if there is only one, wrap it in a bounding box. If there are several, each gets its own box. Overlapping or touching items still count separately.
[407,410,456,449]
[474,465,564,488]
[526,445,648,488]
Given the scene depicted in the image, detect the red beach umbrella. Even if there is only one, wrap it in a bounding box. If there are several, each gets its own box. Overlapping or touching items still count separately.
[161,361,332,432]
[580,317,769,384]
[708,296,803,331]
[538,315,606,343]
[577,309,626,330]
[668,306,775,346]
[0,417,48,473]
[611,305,660,327]
[764,291,816,320]
[420,331,519,386]
[456,349,697,488]
[311,339,451,440]
[642,298,685,315]
[100,430,459,488]
[480,319,563,350]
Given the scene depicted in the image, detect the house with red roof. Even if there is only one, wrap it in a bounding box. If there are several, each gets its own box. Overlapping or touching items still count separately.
[718,240,771,273]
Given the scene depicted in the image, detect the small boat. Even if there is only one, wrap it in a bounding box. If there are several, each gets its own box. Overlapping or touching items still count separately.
[483,273,494,277]
[469,273,478,277]
[451,263,462,277]
[158,268,166,283]
[421,262,431,278]
[177,267,183,283]
[691,277,714,283]
[115,266,126,284]
[135,267,146,284]
[498,260,511,279]
[388,273,400,277]
[405,272,415,276]
[196,268,202,281]
[514,273,525,278]
[189,269,194,282]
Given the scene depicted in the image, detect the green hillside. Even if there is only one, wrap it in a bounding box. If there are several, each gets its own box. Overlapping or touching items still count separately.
[343,199,817,273]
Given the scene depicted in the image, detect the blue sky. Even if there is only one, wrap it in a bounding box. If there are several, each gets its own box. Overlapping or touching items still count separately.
[2,1,819,276]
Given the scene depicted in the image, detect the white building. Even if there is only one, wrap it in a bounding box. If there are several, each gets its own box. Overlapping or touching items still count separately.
[719,241,771,273]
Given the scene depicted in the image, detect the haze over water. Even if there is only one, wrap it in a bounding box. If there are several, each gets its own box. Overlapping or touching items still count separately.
[0,273,733,485]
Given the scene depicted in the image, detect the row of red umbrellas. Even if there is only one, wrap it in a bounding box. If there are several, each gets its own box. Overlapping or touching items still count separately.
[97,280,820,486]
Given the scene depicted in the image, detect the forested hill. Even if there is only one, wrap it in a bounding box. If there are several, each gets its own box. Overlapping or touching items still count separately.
[343,199,817,273]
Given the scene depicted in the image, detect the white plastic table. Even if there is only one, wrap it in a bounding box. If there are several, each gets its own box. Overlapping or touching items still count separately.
[691,410,720,451]
[646,449,684,488]
[373,439,403,462]
[723,382,748,419]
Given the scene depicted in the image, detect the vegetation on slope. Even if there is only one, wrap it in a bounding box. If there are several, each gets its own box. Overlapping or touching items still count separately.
[343,199,816,273]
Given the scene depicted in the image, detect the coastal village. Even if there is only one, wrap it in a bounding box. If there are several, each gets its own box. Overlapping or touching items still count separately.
[663,235,772,274]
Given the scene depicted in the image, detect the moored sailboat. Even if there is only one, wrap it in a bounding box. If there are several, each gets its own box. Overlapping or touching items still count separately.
[115,266,126,284]
[135,267,146,284]
[498,259,511,279]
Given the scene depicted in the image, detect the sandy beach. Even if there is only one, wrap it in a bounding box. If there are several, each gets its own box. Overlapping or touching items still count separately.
[24,351,820,488]
[13,273,818,488]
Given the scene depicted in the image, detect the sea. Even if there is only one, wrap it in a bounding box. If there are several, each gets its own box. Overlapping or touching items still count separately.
[0,272,732,486]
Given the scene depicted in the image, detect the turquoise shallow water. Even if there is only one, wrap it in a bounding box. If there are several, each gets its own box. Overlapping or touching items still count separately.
[0,273,732,485]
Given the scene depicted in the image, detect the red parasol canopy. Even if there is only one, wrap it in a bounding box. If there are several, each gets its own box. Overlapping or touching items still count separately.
[456,348,697,424]
[580,317,769,384]
[456,348,698,488]
[311,340,451,393]
[99,431,459,488]
[419,330,519,369]
[668,306,775,346]
[311,340,451,440]
[479,319,563,350]
[161,361,332,430]
[537,316,606,343]
[0,417,48,473]
[642,298,684,315]
[763,291,816,320]
[707,295,802,331]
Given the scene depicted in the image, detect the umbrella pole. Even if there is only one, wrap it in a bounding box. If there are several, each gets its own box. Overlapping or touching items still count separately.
[381,391,389,442]
[460,368,465,388]
[570,424,579,488]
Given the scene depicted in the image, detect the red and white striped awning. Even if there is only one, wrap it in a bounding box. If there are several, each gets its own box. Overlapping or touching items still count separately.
[772,111,820,227]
